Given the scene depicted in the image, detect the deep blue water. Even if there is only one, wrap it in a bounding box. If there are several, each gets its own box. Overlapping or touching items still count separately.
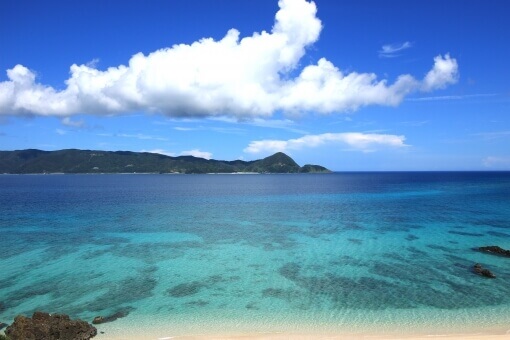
[1,172,510,336]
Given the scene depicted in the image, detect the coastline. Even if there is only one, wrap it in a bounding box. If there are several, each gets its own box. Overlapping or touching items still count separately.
[93,330,510,340]
[91,315,510,340]
[4,326,509,340]
[87,295,510,340]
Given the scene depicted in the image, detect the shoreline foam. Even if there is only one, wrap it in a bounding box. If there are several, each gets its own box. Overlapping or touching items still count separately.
[91,316,510,340]
[93,330,510,340]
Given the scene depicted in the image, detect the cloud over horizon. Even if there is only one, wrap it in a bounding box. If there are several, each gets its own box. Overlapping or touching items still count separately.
[0,0,458,120]
[142,148,213,159]
[180,149,213,159]
[244,132,407,155]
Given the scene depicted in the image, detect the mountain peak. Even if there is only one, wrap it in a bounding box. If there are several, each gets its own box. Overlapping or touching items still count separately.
[262,152,298,165]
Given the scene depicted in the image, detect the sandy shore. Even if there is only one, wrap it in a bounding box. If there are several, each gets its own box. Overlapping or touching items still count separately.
[91,311,510,340]
[173,334,510,340]
[94,330,510,340]
[95,335,510,340]
[177,336,510,340]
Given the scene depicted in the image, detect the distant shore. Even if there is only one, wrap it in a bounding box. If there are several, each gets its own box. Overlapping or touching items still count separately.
[0,149,331,174]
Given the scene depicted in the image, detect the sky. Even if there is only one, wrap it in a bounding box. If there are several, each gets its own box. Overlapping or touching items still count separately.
[1,0,509,171]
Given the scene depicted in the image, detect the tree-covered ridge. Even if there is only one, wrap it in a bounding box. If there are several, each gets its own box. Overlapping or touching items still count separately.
[0,149,331,174]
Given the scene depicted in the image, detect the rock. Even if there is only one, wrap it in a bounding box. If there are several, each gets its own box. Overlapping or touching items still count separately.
[5,311,97,340]
[473,263,496,278]
[92,316,104,324]
[92,307,133,325]
[481,268,496,278]
[478,245,510,257]
[0,322,7,330]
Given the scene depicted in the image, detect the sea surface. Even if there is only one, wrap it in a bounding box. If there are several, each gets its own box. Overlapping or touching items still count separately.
[1,172,510,337]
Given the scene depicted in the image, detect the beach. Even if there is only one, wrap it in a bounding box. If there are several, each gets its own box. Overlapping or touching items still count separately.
[90,308,510,340]
[93,330,510,340]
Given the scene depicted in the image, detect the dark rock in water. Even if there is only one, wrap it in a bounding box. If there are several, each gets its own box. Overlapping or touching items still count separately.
[449,230,484,237]
[0,322,7,330]
[405,234,419,241]
[478,245,510,257]
[92,316,104,325]
[185,300,209,307]
[167,281,204,297]
[5,311,97,340]
[473,263,496,278]
[245,302,259,310]
[92,306,134,325]
[488,231,510,238]
[480,268,496,278]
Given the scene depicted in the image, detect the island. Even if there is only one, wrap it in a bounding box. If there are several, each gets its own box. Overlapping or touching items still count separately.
[0,149,331,174]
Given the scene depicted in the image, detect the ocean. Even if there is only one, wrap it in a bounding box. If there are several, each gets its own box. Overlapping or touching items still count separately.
[1,172,509,337]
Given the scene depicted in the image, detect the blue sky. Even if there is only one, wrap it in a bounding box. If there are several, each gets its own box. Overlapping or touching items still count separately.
[1,0,509,170]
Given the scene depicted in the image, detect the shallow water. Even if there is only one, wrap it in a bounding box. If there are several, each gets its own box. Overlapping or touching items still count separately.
[1,172,510,336]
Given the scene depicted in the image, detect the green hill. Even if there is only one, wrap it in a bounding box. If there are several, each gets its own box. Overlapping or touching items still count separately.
[0,149,331,174]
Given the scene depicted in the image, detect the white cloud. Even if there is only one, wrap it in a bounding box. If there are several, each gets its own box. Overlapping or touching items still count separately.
[379,41,413,58]
[398,120,429,127]
[246,117,308,133]
[141,148,213,159]
[61,116,85,127]
[174,127,196,131]
[173,124,244,134]
[421,54,459,91]
[0,0,457,119]
[55,128,67,135]
[408,93,497,102]
[118,133,168,141]
[278,58,421,113]
[212,116,308,134]
[179,149,213,159]
[244,132,407,154]
[483,156,510,168]
[100,132,168,141]
[141,149,176,157]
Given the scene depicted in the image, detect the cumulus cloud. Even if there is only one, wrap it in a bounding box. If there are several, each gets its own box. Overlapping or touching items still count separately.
[244,132,407,154]
[0,0,457,119]
[422,54,459,91]
[379,41,413,58]
[278,58,421,113]
[179,149,213,159]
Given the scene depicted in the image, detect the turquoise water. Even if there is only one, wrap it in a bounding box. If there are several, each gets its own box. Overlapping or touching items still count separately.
[1,173,510,337]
